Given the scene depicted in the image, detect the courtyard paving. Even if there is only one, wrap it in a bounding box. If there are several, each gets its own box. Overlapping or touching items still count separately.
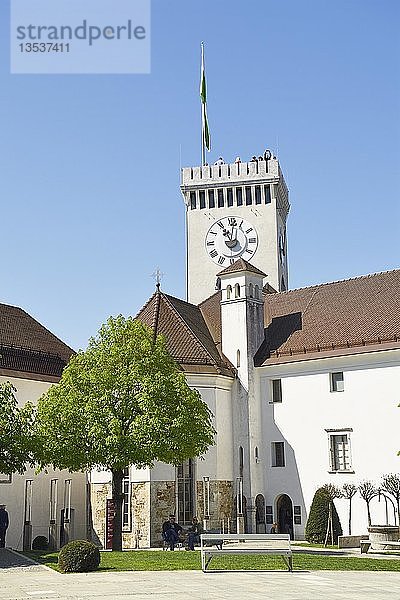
[0,548,399,600]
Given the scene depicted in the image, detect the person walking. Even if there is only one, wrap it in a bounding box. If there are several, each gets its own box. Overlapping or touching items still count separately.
[0,505,9,548]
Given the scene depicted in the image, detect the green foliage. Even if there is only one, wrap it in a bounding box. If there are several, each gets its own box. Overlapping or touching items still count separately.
[32,536,49,550]
[34,316,215,550]
[35,317,215,472]
[58,540,100,573]
[305,487,343,544]
[0,382,35,474]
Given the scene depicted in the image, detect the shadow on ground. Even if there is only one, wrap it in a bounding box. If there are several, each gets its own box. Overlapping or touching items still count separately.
[0,548,41,569]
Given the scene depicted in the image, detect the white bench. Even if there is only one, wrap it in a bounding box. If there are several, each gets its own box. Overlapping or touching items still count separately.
[200,533,292,572]
[381,541,400,551]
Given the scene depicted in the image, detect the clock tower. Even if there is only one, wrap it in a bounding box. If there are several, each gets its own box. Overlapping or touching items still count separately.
[181,152,290,305]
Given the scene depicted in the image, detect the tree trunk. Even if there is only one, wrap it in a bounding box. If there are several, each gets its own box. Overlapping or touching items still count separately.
[366,501,372,527]
[348,498,352,536]
[111,468,124,552]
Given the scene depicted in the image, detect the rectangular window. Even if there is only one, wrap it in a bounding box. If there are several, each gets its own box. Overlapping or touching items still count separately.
[272,379,282,403]
[255,185,262,204]
[199,190,206,209]
[329,433,352,472]
[264,185,271,204]
[330,372,344,392]
[24,480,33,523]
[217,189,224,207]
[122,468,131,530]
[272,442,285,467]
[245,186,252,205]
[227,188,233,207]
[190,191,196,210]
[63,479,72,522]
[294,505,301,524]
[177,459,194,525]
[266,505,273,524]
[236,187,243,206]
[208,189,215,208]
[49,479,58,523]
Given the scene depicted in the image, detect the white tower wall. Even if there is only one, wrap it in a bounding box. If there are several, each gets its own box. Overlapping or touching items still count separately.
[181,156,290,304]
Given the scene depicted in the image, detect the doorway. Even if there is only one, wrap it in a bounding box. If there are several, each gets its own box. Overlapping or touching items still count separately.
[277,494,294,539]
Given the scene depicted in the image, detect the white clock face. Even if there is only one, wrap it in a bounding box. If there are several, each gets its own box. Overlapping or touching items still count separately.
[205,216,258,266]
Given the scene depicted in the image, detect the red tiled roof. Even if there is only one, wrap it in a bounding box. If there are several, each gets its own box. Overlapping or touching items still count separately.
[136,291,234,376]
[256,269,400,364]
[0,303,74,377]
[218,258,266,277]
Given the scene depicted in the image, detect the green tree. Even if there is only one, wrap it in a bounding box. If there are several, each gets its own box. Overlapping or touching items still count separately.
[35,316,215,551]
[0,382,35,474]
[305,486,343,545]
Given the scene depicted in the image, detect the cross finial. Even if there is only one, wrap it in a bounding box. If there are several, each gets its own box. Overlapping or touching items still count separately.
[152,267,164,291]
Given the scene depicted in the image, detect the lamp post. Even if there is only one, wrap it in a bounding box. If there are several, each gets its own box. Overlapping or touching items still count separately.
[203,476,210,530]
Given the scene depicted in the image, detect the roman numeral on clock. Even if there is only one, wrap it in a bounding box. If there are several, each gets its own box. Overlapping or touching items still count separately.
[209,250,218,258]
[228,217,237,226]
[217,221,225,229]
[245,249,254,255]
[218,256,225,265]
[248,237,256,244]
[207,241,215,246]
[245,228,253,234]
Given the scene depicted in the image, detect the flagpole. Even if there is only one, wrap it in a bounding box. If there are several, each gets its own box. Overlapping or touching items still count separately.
[201,42,205,166]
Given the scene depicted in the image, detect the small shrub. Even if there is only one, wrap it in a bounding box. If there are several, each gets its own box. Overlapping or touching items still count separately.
[58,540,100,573]
[305,487,343,544]
[32,536,49,550]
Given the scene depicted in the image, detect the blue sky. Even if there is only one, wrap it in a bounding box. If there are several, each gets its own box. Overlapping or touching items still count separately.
[0,0,399,350]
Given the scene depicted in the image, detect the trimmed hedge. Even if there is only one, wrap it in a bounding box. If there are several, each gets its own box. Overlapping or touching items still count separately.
[58,540,100,573]
[32,536,49,550]
[305,487,343,544]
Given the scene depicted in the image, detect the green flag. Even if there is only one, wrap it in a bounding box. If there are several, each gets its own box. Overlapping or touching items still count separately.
[200,43,211,153]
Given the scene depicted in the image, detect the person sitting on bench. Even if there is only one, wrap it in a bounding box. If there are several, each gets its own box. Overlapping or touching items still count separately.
[162,514,183,550]
[187,516,204,551]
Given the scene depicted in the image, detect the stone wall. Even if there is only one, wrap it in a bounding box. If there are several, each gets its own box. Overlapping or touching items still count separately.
[150,481,176,547]
[125,482,151,548]
[196,480,233,530]
[90,483,111,548]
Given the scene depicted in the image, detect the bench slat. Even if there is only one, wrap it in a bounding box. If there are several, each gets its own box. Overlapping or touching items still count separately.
[200,533,292,573]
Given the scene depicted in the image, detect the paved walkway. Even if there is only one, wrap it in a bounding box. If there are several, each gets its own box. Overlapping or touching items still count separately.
[0,549,399,600]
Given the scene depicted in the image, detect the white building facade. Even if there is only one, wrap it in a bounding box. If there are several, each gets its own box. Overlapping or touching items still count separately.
[0,305,87,550]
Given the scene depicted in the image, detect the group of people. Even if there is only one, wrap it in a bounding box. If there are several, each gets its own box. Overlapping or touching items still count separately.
[0,505,9,548]
[162,514,203,551]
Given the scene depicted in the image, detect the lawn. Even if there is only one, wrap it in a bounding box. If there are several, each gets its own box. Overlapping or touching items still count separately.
[23,549,400,573]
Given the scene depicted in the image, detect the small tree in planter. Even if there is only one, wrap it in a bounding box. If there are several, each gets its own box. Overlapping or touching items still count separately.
[358,481,377,526]
[305,485,343,545]
[341,483,357,535]
[381,474,400,526]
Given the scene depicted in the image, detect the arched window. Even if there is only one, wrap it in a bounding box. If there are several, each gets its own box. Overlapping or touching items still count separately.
[235,283,240,298]
[236,349,241,368]
[226,284,232,300]
[249,283,254,298]
[254,285,259,299]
